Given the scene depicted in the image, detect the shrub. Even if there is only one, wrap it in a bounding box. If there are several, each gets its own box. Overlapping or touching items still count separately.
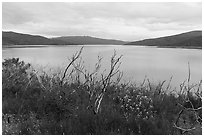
[2,57,202,135]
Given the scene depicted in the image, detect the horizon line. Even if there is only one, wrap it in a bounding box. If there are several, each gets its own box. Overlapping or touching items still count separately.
[2,29,202,42]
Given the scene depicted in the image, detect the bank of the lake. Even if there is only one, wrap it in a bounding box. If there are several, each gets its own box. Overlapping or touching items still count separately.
[2,56,202,135]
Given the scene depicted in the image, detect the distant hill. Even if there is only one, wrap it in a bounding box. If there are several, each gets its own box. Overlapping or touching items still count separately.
[52,36,127,45]
[2,31,202,49]
[2,31,127,46]
[125,31,202,48]
[2,31,73,46]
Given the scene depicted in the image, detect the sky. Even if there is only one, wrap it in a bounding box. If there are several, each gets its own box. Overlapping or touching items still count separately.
[2,2,202,41]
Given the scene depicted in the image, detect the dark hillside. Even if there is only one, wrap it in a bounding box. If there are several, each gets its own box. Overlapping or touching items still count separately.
[52,36,127,45]
[125,31,202,48]
[2,31,72,46]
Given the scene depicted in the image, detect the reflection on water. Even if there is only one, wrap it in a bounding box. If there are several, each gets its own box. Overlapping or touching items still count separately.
[2,45,202,89]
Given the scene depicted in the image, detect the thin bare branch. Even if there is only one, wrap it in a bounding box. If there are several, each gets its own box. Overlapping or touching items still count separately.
[60,47,83,86]
[187,62,191,85]
[166,76,173,91]
[141,75,147,87]
[94,51,123,114]
[173,123,196,134]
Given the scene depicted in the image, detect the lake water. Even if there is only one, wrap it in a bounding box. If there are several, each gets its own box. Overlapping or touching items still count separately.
[2,45,202,89]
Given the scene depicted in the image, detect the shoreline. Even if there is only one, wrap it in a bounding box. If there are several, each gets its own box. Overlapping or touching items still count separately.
[2,44,202,50]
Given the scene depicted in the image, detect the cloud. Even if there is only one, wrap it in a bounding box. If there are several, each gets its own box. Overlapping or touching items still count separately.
[2,3,35,26]
[2,2,202,41]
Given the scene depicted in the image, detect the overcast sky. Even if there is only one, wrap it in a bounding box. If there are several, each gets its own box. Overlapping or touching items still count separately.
[2,2,202,41]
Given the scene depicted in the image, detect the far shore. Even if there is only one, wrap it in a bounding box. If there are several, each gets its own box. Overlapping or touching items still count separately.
[2,44,202,50]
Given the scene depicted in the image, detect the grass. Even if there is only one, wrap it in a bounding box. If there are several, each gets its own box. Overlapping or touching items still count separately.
[2,50,202,135]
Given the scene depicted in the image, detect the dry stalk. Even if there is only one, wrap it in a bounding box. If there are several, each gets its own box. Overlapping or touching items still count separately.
[94,50,123,114]
[60,47,83,86]
[165,76,173,91]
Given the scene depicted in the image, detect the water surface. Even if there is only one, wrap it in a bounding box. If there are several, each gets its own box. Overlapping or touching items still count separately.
[2,45,202,89]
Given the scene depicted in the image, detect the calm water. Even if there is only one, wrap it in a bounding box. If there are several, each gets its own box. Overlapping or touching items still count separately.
[2,45,202,89]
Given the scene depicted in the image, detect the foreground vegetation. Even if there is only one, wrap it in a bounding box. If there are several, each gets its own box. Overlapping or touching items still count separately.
[2,48,202,135]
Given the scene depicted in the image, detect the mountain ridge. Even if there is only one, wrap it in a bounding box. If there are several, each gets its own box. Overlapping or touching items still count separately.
[2,30,202,49]
[52,35,128,45]
[2,31,127,46]
[125,30,202,48]
[2,31,73,46]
